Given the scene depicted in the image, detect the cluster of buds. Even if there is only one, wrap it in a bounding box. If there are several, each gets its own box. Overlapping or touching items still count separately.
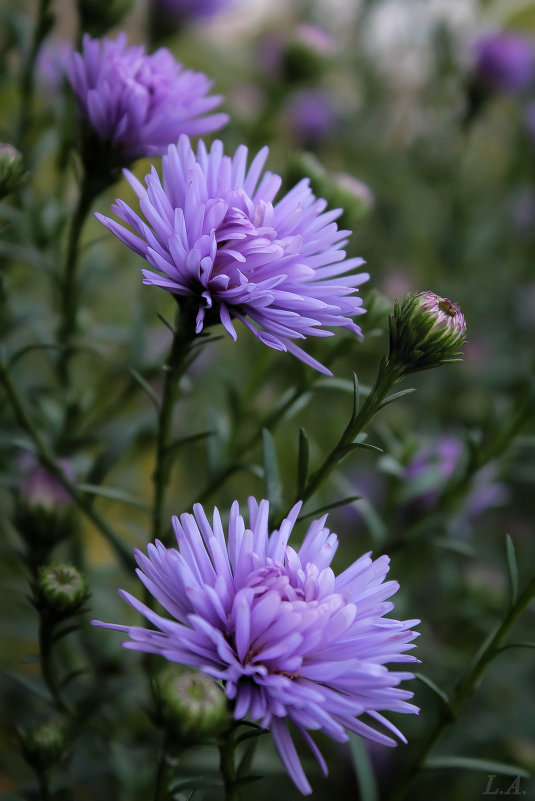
[388,291,467,375]
[152,667,229,746]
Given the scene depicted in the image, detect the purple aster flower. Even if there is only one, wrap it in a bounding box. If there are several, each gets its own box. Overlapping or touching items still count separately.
[96,136,368,375]
[93,498,419,795]
[68,34,227,160]
[474,31,535,93]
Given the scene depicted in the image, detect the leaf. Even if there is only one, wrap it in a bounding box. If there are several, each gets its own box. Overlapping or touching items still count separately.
[299,496,361,522]
[424,756,530,779]
[235,728,268,746]
[156,312,176,336]
[169,777,220,793]
[262,429,282,514]
[349,732,379,801]
[237,738,260,778]
[337,442,383,461]
[77,483,150,511]
[2,670,52,703]
[505,533,518,607]
[129,368,159,411]
[414,672,450,708]
[351,372,360,420]
[433,538,475,557]
[495,642,535,655]
[297,427,309,496]
[164,430,214,462]
[378,387,416,410]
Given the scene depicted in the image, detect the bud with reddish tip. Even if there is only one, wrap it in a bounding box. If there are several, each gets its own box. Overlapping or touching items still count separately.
[389,291,467,375]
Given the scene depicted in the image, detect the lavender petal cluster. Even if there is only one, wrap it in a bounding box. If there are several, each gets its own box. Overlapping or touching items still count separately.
[68,34,227,160]
[96,136,368,374]
[474,31,535,93]
[93,498,419,795]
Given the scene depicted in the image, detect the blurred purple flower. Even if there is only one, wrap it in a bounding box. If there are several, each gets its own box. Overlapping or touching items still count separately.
[93,498,419,795]
[474,31,535,92]
[403,436,507,518]
[68,33,227,160]
[284,89,338,146]
[36,41,73,95]
[96,136,368,374]
[19,453,74,512]
[153,0,234,19]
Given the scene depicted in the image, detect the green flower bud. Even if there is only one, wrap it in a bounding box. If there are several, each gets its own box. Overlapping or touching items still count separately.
[389,291,467,375]
[155,668,228,744]
[35,564,89,618]
[0,144,26,199]
[77,0,133,35]
[17,721,66,771]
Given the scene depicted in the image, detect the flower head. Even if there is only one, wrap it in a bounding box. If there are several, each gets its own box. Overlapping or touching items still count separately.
[96,136,368,374]
[474,31,535,93]
[68,34,227,161]
[0,144,25,199]
[93,498,419,794]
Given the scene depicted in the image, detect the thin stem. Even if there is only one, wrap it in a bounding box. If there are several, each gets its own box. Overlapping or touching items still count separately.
[153,733,171,801]
[36,767,52,801]
[272,357,402,527]
[389,571,535,801]
[219,730,240,801]
[152,304,197,543]
[15,0,53,149]
[38,617,72,715]
[0,360,134,570]
[57,173,100,385]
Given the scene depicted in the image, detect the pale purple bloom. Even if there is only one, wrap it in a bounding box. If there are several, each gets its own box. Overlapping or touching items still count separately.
[474,31,535,92]
[154,0,234,20]
[93,498,419,794]
[19,453,74,512]
[96,136,368,374]
[284,89,338,146]
[68,34,227,160]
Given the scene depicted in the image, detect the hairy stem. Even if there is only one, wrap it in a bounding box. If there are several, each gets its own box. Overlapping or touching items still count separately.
[219,730,240,801]
[39,617,72,715]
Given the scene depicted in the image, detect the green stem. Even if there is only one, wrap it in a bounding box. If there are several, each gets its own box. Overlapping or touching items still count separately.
[36,767,52,801]
[389,571,535,801]
[219,730,240,801]
[15,0,53,149]
[57,174,100,385]
[153,734,171,801]
[0,359,134,570]
[152,304,197,543]
[39,617,72,715]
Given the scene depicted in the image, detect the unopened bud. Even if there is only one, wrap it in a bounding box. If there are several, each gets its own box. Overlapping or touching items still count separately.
[389,291,467,374]
[155,668,228,744]
[17,721,66,771]
[0,144,26,199]
[283,24,336,82]
[35,564,89,618]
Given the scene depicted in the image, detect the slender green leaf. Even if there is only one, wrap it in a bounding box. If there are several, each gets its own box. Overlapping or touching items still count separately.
[424,756,530,778]
[156,312,176,335]
[129,368,159,411]
[164,431,214,463]
[78,483,150,511]
[378,387,416,410]
[3,670,52,703]
[300,496,361,522]
[351,372,360,420]
[337,442,383,461]
[297,427,309,496]
[349,732,379,801]
[235,728,268,746]
[505,533,518,607]
[495,642,535,655]
[262,429,281,513]
[237,738,260,778]
[414,672,450,707]
[433,538,475,557]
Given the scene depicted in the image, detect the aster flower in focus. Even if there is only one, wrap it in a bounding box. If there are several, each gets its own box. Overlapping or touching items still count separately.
[96,136,368,374]
[68,34,227,162]
[93,498,419,794]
